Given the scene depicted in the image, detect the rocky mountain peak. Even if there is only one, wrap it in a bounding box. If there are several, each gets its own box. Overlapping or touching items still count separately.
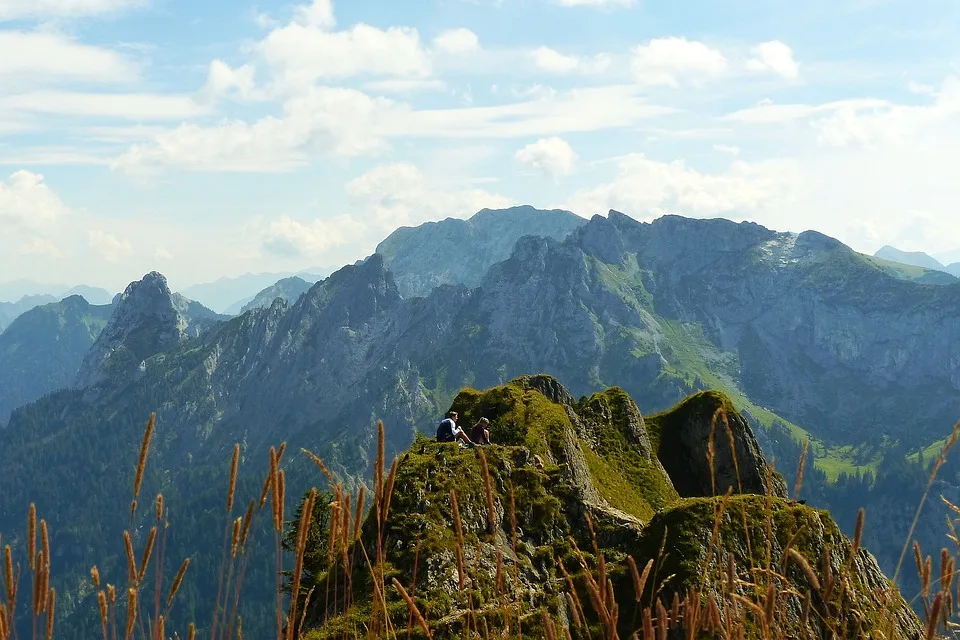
[75,271,218,389]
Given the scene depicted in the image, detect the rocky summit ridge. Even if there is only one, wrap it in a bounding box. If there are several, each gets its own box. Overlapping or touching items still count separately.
[299,375,920,639]
[74,271,225,390]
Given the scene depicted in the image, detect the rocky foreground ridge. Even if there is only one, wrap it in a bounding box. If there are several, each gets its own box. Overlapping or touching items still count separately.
[298,375,921,639]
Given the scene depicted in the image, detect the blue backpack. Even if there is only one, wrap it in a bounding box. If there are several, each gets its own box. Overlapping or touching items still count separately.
[436,418,455,442]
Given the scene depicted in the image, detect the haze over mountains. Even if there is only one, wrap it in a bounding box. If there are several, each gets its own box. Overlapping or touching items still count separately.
[1,206,959,636]
[874,244,960,277]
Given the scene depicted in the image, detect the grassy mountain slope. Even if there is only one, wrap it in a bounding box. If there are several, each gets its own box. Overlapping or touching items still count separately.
[0,295,113,423]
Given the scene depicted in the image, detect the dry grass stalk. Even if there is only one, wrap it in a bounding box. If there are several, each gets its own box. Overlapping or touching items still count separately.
[287,488,317,640]
[132,413,156,519]
[97,590,109,637]
[28,503,36,572]
[793,438,809,501]
[3,545,14,613]
[393,578,431,638]
[45,587,55,640]
[166,558,190,608]
[137,527,157,585]
[478,449,497,534]
[227,443,240,513]
[125,587,138,640]
[787,548,821,592]
[927,592,943,639]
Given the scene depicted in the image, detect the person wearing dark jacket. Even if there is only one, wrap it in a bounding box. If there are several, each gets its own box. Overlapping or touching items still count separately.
[436,411,473,444]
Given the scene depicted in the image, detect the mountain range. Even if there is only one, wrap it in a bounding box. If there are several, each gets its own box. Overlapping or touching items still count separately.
[874,244,960,277]
[1,206,959,636]
[181,269,331,314]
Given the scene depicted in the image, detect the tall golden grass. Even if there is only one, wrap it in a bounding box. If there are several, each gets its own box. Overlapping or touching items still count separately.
[1,409,960,639]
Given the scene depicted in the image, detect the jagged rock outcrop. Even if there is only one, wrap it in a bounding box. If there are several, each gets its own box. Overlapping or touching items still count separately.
[300,377,921,639]
[75,272,224,389]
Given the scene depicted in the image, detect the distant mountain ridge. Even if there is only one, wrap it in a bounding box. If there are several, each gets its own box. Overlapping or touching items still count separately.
[239,276,313,314]
[6,208,960,635]
[0,296,113,423]
[183,269,330,314]
[873,244,960,278]
[376,204,586,297]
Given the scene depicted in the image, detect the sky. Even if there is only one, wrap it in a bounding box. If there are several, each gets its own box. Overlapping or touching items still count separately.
[2,0,960,292]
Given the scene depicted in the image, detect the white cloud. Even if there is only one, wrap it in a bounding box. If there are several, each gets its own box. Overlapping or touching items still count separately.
[260,163,512,260]
[0,91,210,120]
[345,162,515,230]
[0,170,69,230]
[20,237,64,258]
[0,31,137,83]
[294,0,335,29]
[113,87,392,173]
[362,78,447,95]
[393,85,676,138]
[0,0,146,21]
[529,46,611,74]
[746,41,800,79]
[87,230,133,262]
[565,153,802,219]
[200,60,258,102]
[515,136,577,181]
[258,21,432,87]
[631,37,728,87]
[115,84,675,173]
[723,77,960,151]
[813,76,960,148]
[432,28,480,56]
[154,247,173,261]
[262,215,365,257]
[722,98,888,124]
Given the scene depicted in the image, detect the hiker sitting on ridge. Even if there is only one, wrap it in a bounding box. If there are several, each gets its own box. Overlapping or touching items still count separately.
[470,417,492,445]
[436,411,473,445]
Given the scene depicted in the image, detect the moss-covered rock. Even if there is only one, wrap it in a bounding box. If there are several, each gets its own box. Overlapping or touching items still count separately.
[298,376,921,639]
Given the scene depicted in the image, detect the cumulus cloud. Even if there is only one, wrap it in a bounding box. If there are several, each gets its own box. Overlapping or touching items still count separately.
[0,170,69,230]
[87,230,133,262]
[294,0,335,29]
[113,87,393,173]
[345,162,515,229]
[259,163,513,258]
[515,137,577,181]
[746,41,799,79]
[262,215,366,257]
[432,28,480,56]
[631,37,728,87]
[200,60,257,102]
[565,153,802,219]
[258,19,432,88]
[0,0,146,21]
[529,47,611,74]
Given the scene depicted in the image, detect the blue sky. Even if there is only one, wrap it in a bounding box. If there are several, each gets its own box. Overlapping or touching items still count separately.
[2,0,960,291]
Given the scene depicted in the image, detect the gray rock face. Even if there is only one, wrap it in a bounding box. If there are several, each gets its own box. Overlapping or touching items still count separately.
[376,205,586,298]
[75,272,224,389]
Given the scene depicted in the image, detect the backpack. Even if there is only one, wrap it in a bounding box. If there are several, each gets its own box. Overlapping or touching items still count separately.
[436,418,455,442]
